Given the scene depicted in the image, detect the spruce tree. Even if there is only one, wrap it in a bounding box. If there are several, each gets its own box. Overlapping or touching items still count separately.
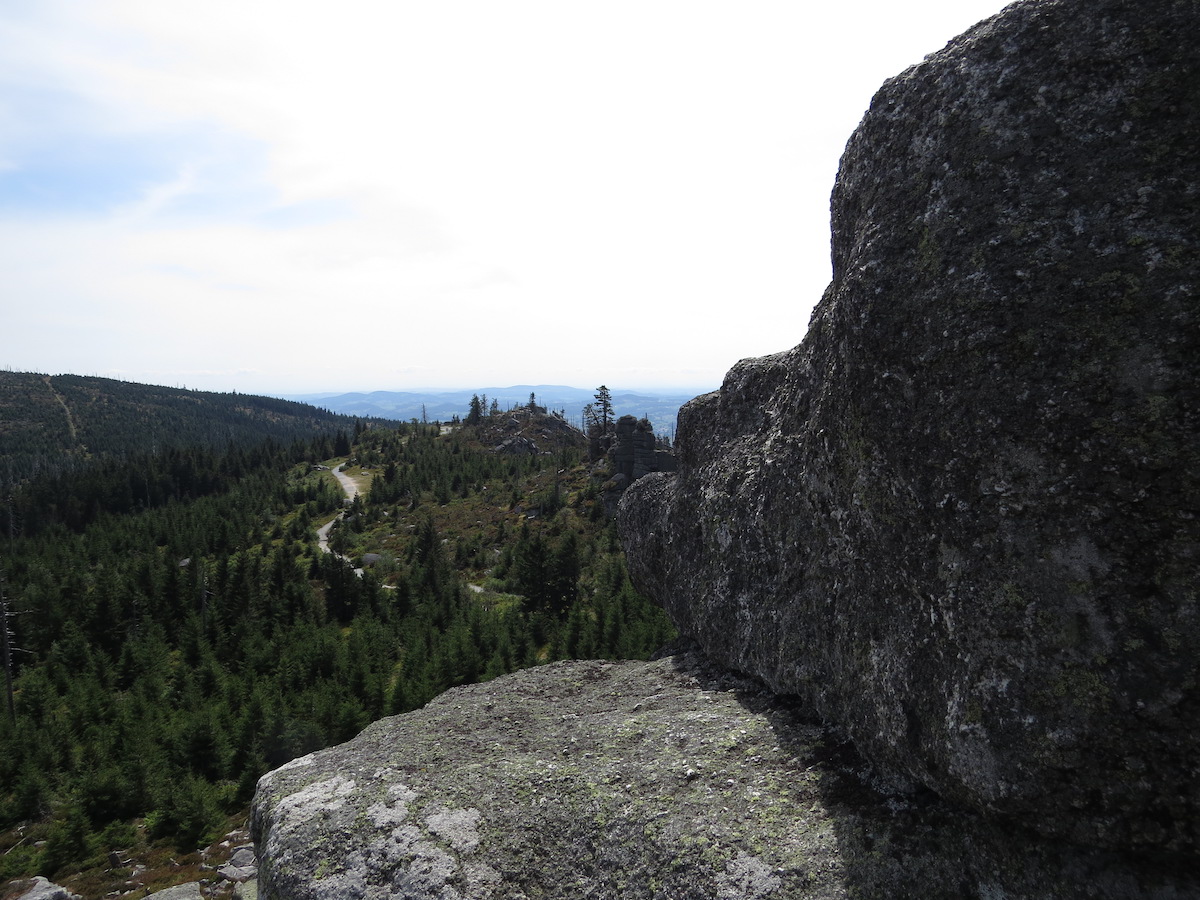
[466,395,483,426]
[593,385,613,434]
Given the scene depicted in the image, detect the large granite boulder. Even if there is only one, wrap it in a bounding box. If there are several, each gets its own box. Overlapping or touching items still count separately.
[251,653,1195,899]
[620,0,1199,855]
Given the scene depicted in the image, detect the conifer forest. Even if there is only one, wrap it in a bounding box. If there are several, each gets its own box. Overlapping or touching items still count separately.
[0,382,675,891]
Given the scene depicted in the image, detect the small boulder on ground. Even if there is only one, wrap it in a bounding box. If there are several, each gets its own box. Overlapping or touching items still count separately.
[14,878,79,900]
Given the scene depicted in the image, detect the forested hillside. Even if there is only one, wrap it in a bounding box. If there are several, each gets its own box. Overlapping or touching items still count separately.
[0,371,367,482]
[0,403,674,897]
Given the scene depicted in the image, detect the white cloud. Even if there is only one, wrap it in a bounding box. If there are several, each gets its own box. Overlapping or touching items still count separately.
[0,0,1010,394]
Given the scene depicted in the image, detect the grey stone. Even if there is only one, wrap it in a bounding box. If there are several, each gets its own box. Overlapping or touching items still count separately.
[228,846,258,868]
[225,868,262,888]
[493,435,539,455]
[610,415,676,483]
[146,883,203,900]
[251,655,845,899]
[15,877,80,900]
[621,0,1199,857]
[220,863,260,883]
[251,655,1197,899]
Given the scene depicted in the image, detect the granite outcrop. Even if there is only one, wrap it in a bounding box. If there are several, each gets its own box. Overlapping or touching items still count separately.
[250,0,1199,895]
[621,0,1198,857]
[251,652,1197,899]
[610,415,677,485]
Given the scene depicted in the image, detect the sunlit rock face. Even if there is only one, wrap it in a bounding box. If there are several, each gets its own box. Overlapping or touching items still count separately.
[620,0,1199,853]
[252,656,855,900]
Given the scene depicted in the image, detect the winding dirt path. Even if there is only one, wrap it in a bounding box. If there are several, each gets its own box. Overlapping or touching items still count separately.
[331,464,361,501]
[317,464,358,555]
[315,464,392,585]
[315,517,339,555]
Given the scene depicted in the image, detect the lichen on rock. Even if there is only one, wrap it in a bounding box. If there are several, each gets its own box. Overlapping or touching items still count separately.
[620,0,1199,856]
[251,655,853,899]
[251,652,1198,898]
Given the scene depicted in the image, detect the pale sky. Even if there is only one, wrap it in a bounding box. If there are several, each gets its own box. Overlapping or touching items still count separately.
[0,0,1009,396]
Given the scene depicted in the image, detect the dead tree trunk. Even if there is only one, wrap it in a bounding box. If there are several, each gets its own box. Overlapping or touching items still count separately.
[0,577,14,724]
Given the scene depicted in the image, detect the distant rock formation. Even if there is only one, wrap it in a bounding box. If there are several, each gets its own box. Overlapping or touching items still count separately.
[473,407,586,456]
[596,415,677,513]
[621,0,1198,858]
[610,415,677,483]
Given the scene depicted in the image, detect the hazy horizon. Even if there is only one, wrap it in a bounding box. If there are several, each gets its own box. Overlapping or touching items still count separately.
[5,367,715,400]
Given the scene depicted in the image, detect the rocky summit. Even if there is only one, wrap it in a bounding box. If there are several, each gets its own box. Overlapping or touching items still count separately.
[621,0,1198,859]
[252,0,1198,896]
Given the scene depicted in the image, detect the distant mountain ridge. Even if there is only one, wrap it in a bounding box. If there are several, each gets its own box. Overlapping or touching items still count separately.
[280,385,708,438]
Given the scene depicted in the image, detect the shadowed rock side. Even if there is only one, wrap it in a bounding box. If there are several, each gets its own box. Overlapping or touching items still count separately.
[621,0,1198,857]
[251,654,1196,900]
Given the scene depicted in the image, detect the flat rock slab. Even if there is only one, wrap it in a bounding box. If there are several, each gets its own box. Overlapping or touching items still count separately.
[251,654,1195,899]
[254,655,837,899]
[145,883,203,900]
[227,847,258,869]
[219,864,259,883]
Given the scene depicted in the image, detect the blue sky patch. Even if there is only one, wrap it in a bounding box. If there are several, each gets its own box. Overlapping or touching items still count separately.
[0,76,345,226]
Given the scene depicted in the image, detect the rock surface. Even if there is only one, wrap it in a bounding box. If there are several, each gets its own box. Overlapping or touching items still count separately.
[253,655,836,900]
[218,846,260,883]
[145,884,203,900]
[251,653,1195,899]
[12,878,80,900]
[620,0,1198,856]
